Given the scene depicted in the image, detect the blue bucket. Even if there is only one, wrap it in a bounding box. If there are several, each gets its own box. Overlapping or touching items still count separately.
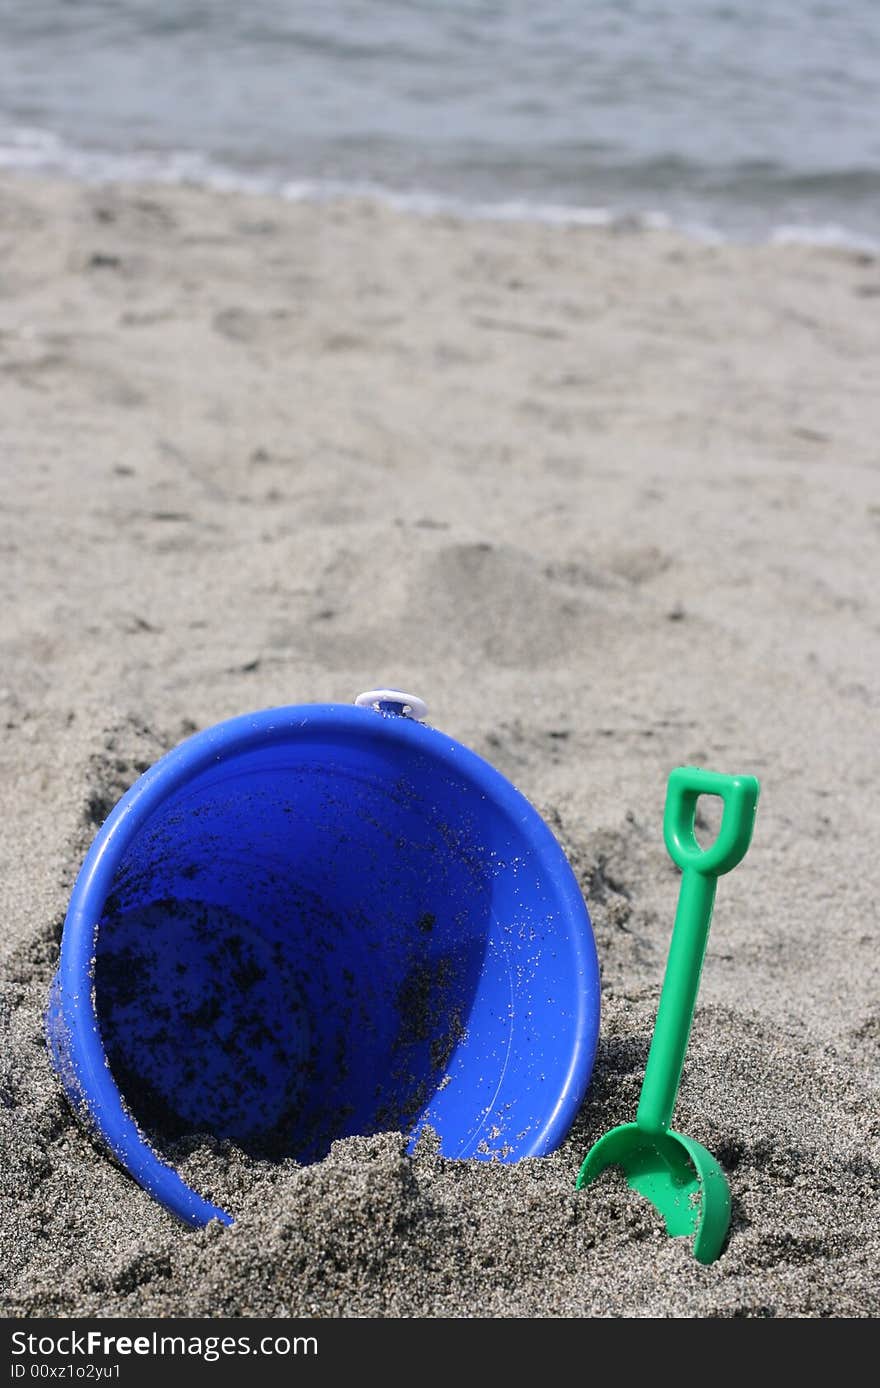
[47,693,600,1227]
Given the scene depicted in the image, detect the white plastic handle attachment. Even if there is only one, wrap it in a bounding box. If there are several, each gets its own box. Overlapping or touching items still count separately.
[354,689,428,721]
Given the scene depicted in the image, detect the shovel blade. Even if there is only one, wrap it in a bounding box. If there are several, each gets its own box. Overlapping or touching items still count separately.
[576,1124,731,1265]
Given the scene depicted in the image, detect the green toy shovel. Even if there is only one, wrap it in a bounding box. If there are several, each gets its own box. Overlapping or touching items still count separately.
[576,766,760,1265]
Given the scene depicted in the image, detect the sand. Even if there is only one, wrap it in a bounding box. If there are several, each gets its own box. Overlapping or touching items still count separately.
[1,171,878,1319]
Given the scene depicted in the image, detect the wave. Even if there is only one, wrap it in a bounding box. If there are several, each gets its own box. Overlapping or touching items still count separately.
[0,124,876,254]
[770,222,880,253]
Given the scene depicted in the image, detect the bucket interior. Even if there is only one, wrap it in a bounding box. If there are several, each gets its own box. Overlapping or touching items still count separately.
[92,722,587,1164]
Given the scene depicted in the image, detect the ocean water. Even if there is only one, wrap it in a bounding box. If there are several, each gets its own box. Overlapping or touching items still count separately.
[1,0,879,244]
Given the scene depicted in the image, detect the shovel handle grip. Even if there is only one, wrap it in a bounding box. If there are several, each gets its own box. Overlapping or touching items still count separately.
[663,767,759,878]
[635,766,761,1134]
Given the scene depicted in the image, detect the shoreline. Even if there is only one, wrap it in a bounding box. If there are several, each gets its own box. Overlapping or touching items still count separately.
[2,139,879,253]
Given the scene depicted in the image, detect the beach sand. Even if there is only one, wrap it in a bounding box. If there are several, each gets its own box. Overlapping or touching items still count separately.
[1,172,878,1318]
